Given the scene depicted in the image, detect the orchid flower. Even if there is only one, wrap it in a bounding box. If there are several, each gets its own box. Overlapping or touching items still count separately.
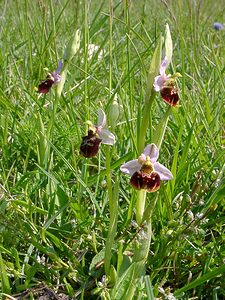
[153,56,180,107]
[80,108,115,158]
[153,57,170,92]
[51,60,63,84]
[153,24,181,106]
[120,144,173,192]
[38,60,63,94]
[95,108,115,145]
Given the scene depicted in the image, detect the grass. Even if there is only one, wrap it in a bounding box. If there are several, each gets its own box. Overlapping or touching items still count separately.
[0,0,225,299]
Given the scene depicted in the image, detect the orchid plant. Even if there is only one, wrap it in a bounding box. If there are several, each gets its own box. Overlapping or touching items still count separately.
[110,25,178,298]
[153,25,181,107]
[38,60,63,94]
[153,57,180,107]
[80,108,115,157]
[120,143,173,192]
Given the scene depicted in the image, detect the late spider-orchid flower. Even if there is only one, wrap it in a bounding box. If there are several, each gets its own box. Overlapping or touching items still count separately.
[120,144,173,192]
[153,57,170,92]
[38,60,63,94]
[80,108,115,158]
[154,56,180,107]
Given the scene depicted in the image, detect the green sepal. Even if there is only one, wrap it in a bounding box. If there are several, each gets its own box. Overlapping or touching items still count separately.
[146,35,163,100]
[165,24,173,65]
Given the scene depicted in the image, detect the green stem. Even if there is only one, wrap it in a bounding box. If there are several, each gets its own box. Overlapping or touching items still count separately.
[138,90,155,154]
[104,184,118,276]
[105,146,113,211]
[137,35,162,154]
[136,36,162,237]
[109,0,113,94]
[104,0,115,276]
[136,106,172,225]
[136,190,146,225]
[84,0,90,119]
[104,146,118,275]
[124,196,158,299]
[136,90,155,226]
[152,106,172,150]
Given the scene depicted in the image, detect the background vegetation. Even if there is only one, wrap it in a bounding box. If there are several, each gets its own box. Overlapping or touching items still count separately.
[0,0,224,299]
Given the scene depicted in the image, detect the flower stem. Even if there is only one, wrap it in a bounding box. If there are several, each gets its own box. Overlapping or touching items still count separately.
[136,36,162,229]
[136,190,146,225]
[124,195,158,299]
[105,146,113,211]
[152,106,172,150]
[138,91,155,154]
[104,0,116,276]
[104,146,118,276]
[84,0,90,119]
[137,91,154,225]
[137,36,162,154]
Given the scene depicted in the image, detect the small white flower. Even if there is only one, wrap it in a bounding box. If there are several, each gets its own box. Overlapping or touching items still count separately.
[187,210,194,221]
[196,212,204,219]
[88,43,103,60]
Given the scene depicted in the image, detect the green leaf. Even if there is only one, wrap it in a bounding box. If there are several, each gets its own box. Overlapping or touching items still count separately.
[138,36,162,153]
[174,264,225,296]
[110,265,117,286]
[144,276,155,300]
[152,106,172,150]
[89,249,105,276]
[146,35,163,99]
[0,252,11,294]
[113,263,135,300]
[57,29,81,97]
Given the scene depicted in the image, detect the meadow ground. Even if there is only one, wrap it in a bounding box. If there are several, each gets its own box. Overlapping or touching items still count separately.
[0,0,225,299]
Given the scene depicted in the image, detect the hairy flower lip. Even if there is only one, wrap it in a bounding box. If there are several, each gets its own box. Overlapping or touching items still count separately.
[130,170,160,192]
[38,60,63,94]
[153,51,180,106]
[120,144,173,192]
[80,109,115,158]
[160,85,179,107]
[80,130,102,158]
[38,77,54,94]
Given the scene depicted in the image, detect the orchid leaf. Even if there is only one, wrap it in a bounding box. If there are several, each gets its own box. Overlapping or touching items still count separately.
[146,35,163,99]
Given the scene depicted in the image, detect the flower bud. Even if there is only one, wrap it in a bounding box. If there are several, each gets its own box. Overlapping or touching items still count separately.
[101,180,107,189]
[108,97,120,129]
[63,29,81,62]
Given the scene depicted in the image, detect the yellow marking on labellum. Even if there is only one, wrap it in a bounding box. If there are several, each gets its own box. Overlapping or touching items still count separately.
[141,156,154,174]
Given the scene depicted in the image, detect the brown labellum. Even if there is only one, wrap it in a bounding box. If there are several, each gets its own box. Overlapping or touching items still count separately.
[38,75,54,94]
[80,130,102,158]
[130,171,160,192]
[160,86,179,106]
